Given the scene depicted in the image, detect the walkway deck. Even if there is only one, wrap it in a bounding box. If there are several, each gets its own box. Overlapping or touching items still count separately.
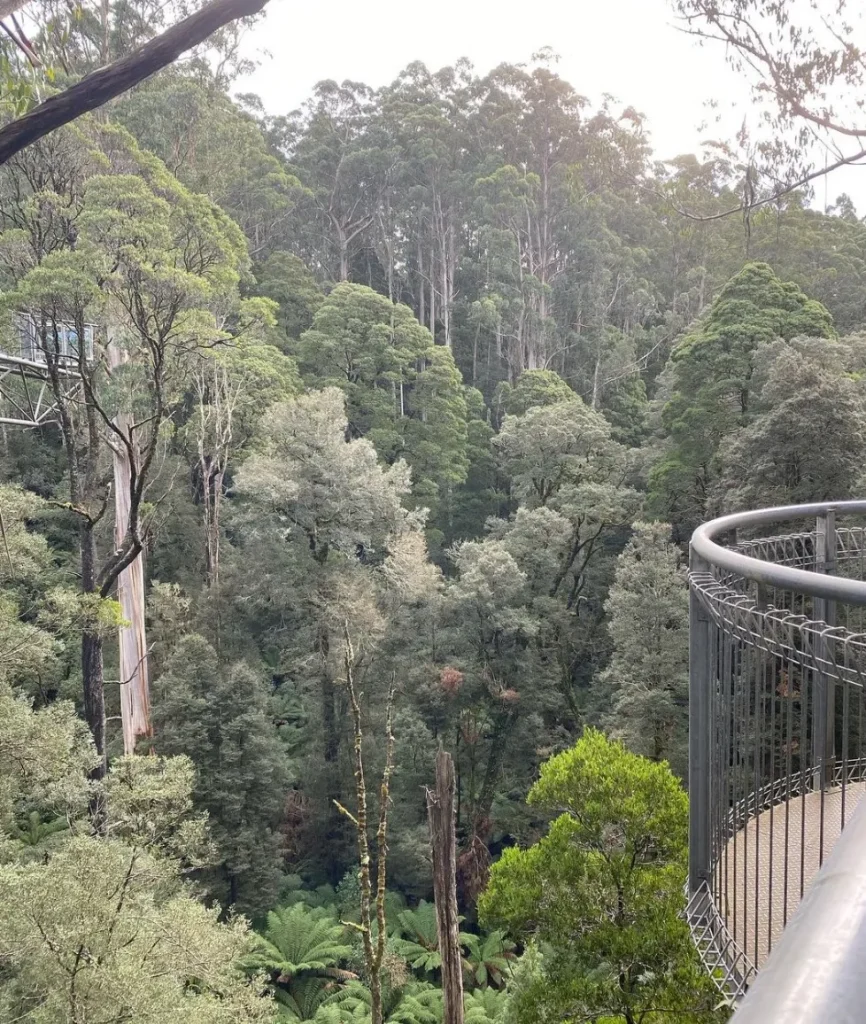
[721,783,866,968]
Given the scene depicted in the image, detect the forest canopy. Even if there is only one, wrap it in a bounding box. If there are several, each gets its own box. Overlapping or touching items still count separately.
[1,4,865,1022]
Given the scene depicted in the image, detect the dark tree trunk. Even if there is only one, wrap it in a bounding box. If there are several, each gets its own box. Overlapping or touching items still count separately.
[80,523,106,779]
[81,629,106,774]
[321,663,344,881]
[476,709,518,827]
[427,750,464,1024]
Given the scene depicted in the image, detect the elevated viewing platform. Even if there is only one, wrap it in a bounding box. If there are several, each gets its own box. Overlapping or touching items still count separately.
[687,502,866,1014]
[0,315,93,427]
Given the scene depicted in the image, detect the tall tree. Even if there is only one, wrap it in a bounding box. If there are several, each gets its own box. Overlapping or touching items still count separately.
[649,261,834,536]
[151,634,289,917]
[296,283,469,525]
[273,80,396,282]
[479,729,719,1024]
[1,121,251,772]
[231,388,434,883]
[716,336,866,511]
[597,521,689,776]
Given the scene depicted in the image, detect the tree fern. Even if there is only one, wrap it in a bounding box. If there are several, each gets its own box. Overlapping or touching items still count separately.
[464,987,508,1023]
[391,901,473,977]
[320,980,442,1024]
[461,930,516,988]
[246,902,358,1019]
[275,977,342,1022]
[248,903,355,979]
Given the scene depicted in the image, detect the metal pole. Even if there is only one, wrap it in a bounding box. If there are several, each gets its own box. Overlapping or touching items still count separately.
[813,510,836,791]
[730,801,866,1024]
[689,545,712,897]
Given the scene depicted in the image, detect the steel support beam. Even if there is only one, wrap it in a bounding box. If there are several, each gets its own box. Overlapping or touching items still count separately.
[813,509,837,792]
[689,546,712,897]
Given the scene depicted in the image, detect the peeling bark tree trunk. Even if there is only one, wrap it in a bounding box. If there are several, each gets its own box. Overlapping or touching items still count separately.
[109,338,152,754]
[427,750,464,1024]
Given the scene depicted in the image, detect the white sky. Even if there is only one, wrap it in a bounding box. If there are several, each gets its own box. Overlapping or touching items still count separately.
[236,0,866,214]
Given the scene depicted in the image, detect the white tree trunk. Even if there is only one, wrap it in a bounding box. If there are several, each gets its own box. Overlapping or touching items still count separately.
[108,336,152,754]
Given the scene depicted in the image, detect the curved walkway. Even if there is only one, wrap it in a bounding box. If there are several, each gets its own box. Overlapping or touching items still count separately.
[721,783,866,968]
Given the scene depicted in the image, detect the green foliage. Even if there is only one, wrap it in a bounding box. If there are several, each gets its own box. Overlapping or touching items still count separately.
[297,284,432,441]
[151,635,289,917]
[114,74,305,260]
[496,370,575,417]
[319,980,443,1024]
[390,900,470,974]
[236,387,419,560]
[716,336,866,509]
[596,522,689,776]
[256,250,326,341]
[494,396,635,515]
[0,683,97,838]
[0,677,275,1022]
[296,284,469,525]
[464,987,509,1023]
[249,902,355,979]
[650,262,835,533]
[461,930,516,989]
[480,730,719,1024]
[0,836,275,1023]
[104,753,214,866]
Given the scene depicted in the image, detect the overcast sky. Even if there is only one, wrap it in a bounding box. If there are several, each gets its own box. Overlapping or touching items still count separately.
[235,0,866,213]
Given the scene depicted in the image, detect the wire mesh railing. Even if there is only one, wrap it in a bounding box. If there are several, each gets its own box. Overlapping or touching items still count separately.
[687,502,866,998]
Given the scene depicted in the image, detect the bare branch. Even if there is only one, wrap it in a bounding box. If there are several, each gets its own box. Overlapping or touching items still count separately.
[0,0,270,165]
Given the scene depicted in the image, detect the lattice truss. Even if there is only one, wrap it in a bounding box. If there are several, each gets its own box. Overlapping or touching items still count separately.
[0,353,83,428]
[687,525,866,1000]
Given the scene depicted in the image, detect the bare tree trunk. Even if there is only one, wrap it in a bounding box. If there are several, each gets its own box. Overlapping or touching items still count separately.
[201,460,225,586]
[338,224,350,282]
[109,337,152,754]
[427,750,464,1024]
[418,239,425,327]
[429,271,436,339]
[336,629,396,1024]
[80,524,107,779]
[591,350,602,410]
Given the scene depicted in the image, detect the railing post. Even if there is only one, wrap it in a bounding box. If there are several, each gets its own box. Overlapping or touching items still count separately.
[813,509,836,791]
[689,545,712,897]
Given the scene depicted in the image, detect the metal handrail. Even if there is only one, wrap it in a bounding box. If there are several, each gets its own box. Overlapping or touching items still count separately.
[688,501,866,1000]
[692,501,866,605]
[730,799,866,1024]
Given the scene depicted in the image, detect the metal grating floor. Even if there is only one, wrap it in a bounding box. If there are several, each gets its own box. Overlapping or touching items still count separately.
[720,783,866,968]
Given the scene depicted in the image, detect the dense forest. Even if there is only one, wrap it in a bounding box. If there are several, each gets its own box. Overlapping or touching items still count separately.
[2,1,866,1021]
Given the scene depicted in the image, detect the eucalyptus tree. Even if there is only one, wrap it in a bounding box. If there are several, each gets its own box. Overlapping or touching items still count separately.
[272,80,397,282]
[0,120,254,773]
[115,74,307,257]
